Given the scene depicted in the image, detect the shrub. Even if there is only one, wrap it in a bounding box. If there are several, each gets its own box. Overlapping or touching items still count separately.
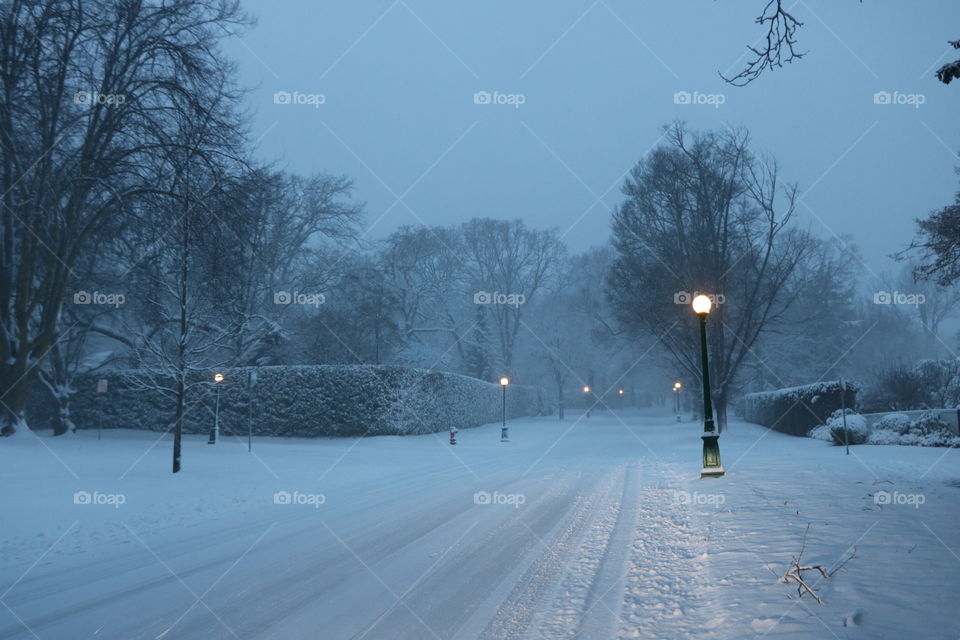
[873,413,912,435]
[863,411,960,447]
[807,424,833,442]
[827,409,869,445]
[869,361,930,411]
[867,429,901,445]
[911,410,949,435]
[740,381,858,436]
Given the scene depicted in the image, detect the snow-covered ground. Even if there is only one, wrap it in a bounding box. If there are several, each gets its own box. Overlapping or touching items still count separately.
[1,409,959,639]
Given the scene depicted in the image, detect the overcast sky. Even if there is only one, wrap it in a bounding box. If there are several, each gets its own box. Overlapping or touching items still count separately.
[224,0,960,288]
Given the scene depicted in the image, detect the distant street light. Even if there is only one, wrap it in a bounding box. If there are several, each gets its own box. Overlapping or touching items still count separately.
[583,385,591,418]
[618,388,625,412]
[673,381,682,422]
[209,372,224,445]
[500,377,510,442]
[692,295,724,478]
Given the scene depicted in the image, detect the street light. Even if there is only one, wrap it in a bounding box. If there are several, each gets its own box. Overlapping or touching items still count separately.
[673,381,682,422]
[583,385,591,418]
[500,377,510,442]
[209,372,224,445]
[618,388,625,412]
[692,295,724,478]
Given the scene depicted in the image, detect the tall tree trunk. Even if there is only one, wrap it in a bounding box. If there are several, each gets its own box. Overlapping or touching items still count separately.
[0,366,34,436]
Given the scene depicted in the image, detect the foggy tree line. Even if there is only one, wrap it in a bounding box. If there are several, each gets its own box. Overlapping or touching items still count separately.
[4,1,959,437]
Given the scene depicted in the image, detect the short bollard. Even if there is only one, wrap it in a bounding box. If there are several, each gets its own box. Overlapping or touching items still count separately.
[450,428,457,445]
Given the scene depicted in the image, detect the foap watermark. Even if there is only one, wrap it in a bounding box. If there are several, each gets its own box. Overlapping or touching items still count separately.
[674,90,725,109]
[74,91,126,106]
[73,290,125,308]
[273,490,326,508]
[873,290,925,308]
[674,291,725,306]
[674,490,725,507]
[474,291,525,307]
[473,490,525,508]
[274,90,326,108]
[274,291,325,307]
[74,490,126,508]
[874,490,925,508]
[873,91,925,108]
[473,90,526,109]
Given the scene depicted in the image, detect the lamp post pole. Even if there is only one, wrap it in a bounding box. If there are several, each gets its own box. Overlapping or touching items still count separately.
[209,372,224,445]
[673,381,682,422]
[500,377,509,442]
[584,385,591,418]
[693,296,724,478]
[618,388,624,412]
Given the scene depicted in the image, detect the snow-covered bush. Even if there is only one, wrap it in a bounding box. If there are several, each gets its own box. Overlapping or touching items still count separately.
[739,381,858,436]
[863,411,960,447]
[873,413,912,435]
[866,429,902,445]
[64,366,547,437]
[911,410,949,435]
[807,424,833,442]
[826,409,869,445]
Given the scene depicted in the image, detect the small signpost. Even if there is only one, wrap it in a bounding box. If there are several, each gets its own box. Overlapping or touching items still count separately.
[96,378,108,440]
[247,369,257,452]
[840,378,850,456]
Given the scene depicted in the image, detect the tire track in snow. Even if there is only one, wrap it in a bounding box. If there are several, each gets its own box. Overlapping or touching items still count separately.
[472,465,628,640]
[618,473,714,639]
[344,471,598,640]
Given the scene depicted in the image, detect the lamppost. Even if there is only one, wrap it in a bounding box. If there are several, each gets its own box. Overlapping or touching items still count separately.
[692,295,724,478]
[673,381,682,422]
[618,388,625,412]
[500,377,510,442]
[583,385,591,418]
[208,372,224,445]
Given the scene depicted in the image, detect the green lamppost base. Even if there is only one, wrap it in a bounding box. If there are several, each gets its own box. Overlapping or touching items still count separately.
[701,433,724,478]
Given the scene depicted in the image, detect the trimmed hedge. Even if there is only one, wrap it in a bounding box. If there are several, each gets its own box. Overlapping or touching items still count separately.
[54,365,547,437]
[738,381,858,437]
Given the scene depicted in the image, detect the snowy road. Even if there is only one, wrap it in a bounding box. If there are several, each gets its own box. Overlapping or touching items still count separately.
[2,410,960,639]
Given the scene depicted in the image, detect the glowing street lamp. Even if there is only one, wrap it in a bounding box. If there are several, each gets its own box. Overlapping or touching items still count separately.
[618,388,625,412]
[583,385,592,418]
[208,372,224,445]
[673,381,682,422]
[500,377,510,442]
[692,295,723,477]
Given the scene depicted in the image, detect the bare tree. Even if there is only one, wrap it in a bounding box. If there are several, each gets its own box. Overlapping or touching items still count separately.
[460,219,566,376]
[726,1,956,87]
[897,262,960,357]
[0,0,248,435]
[722,0,805,86]
[607,123,816,430]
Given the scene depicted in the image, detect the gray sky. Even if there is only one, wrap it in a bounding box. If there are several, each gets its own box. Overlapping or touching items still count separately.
[225,0,960,286]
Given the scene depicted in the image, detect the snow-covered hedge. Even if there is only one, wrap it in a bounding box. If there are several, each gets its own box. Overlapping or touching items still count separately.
[738,381,858,436]
[59,366,547,437]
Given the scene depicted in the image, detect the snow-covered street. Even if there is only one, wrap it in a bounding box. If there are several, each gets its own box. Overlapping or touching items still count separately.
[2,410,959,639]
